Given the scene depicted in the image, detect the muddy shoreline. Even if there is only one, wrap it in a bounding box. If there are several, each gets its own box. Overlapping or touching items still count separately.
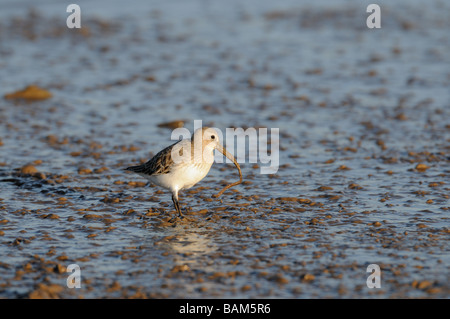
[0,0,449,298]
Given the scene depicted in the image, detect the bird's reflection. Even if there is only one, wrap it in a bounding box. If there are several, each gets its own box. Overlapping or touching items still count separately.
[163,229,218,270]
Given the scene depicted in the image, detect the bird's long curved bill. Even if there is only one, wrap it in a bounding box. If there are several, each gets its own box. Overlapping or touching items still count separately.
[213,144,243,198]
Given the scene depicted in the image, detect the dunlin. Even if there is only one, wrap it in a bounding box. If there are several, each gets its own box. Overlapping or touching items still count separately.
[126,127,242,220]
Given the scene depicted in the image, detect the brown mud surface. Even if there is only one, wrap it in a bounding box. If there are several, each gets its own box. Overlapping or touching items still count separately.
[0,0,449,298]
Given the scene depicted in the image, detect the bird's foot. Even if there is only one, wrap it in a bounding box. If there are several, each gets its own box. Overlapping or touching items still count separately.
[168,213,184,223]
[168,216,177,223]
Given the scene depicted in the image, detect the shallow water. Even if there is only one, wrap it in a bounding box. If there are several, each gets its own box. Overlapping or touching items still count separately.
[0,0,449,298]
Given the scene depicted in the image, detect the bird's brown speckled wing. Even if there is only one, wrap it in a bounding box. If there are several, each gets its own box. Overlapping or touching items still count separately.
[126,140,182,176]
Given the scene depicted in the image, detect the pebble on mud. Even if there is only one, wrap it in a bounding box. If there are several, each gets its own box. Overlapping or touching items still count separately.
[348,183,363,189]
[4,85,52,101]
[415,163,429,172]
[28,283,64,299]
[269,274,289,284]
[412,280,433,290]
[301,274,315,282]
[316,186,333,191]
[171,264,190,272]
[20,164,38,175]
[54,264,66,274]
[19,164,46,179]
[157,120,184,129]
[372,221,382,227]
[43,214,59,219]
[78,168,92,175]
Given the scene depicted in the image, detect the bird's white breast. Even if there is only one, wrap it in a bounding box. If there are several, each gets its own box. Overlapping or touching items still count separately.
[147,162,212,193]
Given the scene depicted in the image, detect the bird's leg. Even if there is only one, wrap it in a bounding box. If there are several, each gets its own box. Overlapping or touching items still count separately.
[170,192,183,221]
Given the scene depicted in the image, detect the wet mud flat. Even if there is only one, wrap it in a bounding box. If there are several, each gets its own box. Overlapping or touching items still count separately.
[0,0,449,298]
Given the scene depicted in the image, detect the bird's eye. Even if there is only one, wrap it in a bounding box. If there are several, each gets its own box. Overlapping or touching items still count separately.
[211,135,215,140]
